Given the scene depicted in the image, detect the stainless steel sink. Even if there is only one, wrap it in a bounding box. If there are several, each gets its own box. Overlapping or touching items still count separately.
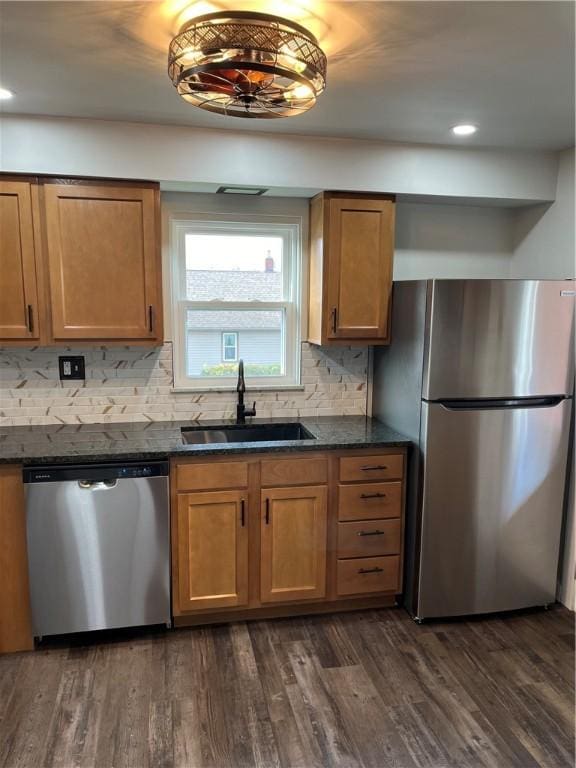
[181,423,315,445]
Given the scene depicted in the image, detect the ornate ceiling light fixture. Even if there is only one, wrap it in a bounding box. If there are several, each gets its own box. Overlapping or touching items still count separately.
[168,11,327,118]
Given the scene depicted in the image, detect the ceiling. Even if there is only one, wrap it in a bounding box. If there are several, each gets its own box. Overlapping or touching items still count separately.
[0,1,574,150]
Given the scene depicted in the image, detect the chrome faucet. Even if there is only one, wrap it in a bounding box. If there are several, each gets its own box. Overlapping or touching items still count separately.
[236,360,256,423]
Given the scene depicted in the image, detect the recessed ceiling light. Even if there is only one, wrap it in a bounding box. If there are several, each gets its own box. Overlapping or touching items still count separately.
[0,87,14,100]
[451,124,477,137]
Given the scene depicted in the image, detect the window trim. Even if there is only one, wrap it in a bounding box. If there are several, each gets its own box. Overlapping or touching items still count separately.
[170,214,302,391]
[221,332,238,363]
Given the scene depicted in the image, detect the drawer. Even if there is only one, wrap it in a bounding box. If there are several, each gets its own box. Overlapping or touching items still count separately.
[337,556,400,597]
[339,454,404,483]
[175,461,248,491]
[337,519,401,559]
[261,457,328,487]
[338,482,402,521]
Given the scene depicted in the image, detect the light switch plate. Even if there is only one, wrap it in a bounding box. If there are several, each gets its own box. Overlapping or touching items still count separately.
[58,356,85,381]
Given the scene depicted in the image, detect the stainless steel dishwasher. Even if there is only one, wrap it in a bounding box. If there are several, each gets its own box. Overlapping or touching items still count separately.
[24,461,171,638]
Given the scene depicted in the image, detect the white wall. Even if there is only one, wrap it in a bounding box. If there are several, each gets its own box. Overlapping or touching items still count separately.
[0,115,559,204]
[394,203,514,280]
[511,148,576,278]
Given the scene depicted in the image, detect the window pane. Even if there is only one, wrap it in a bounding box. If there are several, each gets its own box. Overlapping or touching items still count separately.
[187,309,284,378]
[185,234,283,301]
[222,332,238,362]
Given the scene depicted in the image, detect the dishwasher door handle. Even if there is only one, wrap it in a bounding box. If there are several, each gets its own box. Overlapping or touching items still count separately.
[78,479,118,490]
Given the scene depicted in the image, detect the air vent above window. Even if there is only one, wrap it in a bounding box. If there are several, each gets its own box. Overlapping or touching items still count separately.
[216,186,269,196]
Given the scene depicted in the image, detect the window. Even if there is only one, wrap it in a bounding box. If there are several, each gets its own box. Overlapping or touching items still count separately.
[222,332,238,362]
[171,215,301,389]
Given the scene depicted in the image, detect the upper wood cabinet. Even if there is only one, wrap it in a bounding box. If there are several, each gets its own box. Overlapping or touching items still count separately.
[308,192,395,346]
[175,490,248,612]
[0,181,41,342]
[260,485,327,604]
[43,182,162,342]
[0,175,163,346]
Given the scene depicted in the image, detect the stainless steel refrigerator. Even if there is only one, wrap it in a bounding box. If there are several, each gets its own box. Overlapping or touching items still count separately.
[373,280,574,620]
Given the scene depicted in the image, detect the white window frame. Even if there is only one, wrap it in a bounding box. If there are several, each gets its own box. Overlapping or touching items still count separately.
[171,214,302,390]
[222,332,238,362]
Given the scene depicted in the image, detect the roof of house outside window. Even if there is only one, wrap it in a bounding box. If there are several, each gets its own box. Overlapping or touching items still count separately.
[186,270,282,301]
[186,270,283,330]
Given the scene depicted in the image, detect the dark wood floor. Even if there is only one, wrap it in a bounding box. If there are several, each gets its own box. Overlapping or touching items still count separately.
[0,605,573,768]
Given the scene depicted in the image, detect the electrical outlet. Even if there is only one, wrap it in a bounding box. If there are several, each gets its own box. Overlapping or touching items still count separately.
[58,356,85,381]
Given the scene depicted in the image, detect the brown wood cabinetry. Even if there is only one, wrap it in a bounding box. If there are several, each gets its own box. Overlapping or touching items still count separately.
[0,465,33,654]
[175,490,248,612]
[260,485,327,603]
[0,181,41,342]
[335,449,405,599]
[308,192,395,346]
[171,447,406,626]
[0,175,163,345]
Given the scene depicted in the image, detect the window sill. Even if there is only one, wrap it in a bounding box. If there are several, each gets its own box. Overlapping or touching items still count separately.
[171,385,305,394]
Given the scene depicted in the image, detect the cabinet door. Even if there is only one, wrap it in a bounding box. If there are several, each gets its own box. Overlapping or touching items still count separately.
[43,183,161,342]
[326,197,394,341]
[260,486,327,603]
[0,465,33,653]
[0,181,40,341]
[176,491,248,612]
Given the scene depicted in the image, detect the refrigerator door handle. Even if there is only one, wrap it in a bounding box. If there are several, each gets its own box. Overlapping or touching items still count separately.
[435,395,566,411]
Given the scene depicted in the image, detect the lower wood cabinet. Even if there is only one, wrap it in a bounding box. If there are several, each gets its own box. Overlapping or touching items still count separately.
[0,465,33,654]
[175,490,248,611]
[171,448,406,625]
[260,485,327,604]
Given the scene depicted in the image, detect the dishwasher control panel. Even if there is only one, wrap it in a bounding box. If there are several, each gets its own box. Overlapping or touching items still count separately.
[24,461,169,484]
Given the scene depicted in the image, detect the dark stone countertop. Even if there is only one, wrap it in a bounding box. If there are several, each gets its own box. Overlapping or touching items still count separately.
[0,416,411,466]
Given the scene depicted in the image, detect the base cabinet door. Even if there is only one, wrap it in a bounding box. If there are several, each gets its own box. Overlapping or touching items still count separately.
[176,491,248,612]
[260,486,327,603]
[0,181,40,342]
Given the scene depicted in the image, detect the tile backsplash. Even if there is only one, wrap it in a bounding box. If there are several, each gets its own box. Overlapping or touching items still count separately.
[0,343,368,426]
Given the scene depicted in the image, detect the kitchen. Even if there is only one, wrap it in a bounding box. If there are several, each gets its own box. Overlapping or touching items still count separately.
[0,2,574,767]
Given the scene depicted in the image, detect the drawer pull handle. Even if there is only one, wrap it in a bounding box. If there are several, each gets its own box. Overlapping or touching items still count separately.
[148,305,154,333]
[265,497,270,525]
[360,492,386,499]
[27,304,34,333]
[361,465,387,471]
[358,567,384,574]
[357,529,385,537]
[240,498,245,527]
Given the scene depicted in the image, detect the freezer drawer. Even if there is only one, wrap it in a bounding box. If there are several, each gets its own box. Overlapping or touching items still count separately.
[417,397,571,618]
[423,280,575,399]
